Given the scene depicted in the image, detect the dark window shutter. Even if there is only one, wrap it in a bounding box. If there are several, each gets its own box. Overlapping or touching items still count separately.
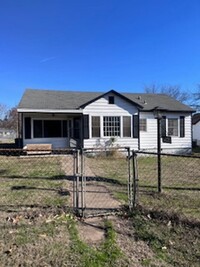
[83,115,89,139]
[25,117,31,139]
[133,115,139,138]
[180,116,185,138]
[161,116,166,137]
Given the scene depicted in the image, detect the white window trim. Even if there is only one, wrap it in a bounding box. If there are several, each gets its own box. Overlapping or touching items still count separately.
[139,118,147,132]
[167,118,179,137]
[90,115,132,138]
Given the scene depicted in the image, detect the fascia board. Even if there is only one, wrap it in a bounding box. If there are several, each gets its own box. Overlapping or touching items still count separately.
[17,108,83,114]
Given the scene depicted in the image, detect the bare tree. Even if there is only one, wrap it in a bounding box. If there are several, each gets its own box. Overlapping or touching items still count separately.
[0,104,8,127]
[144,84,191,103]
[4,106,18,132]
[190,84,200,111]
[0,104,18,133]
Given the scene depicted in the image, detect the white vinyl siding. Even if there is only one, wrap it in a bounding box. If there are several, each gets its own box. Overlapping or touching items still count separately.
[193,121,200,145]
[139,112,192,153]
[84,94,139,150]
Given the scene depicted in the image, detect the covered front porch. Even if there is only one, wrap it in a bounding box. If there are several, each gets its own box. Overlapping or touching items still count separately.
[18,111,87,149]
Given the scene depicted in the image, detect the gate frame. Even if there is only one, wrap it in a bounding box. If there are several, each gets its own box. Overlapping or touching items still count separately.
[72,147,134,217]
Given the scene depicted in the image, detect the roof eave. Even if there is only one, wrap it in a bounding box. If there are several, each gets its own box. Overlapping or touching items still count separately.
[142,109,194,113]
[17,108,83,114]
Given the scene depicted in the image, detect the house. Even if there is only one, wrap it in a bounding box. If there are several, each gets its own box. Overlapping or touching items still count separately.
[0,128,16,141]
[192,113,200,146]
[17,89,194,153]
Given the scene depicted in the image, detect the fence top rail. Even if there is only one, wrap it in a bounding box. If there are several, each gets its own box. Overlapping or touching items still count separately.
[83,147,130,152]
[134,150,200,159]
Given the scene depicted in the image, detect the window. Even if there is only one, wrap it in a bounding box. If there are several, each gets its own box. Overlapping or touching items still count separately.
[74,118,80,139]
[34,120,43,138]
[168,118,178,136]
[103,116,120,136]
[62,120,68,137]
[33,120,68,138]
[123,116,131,137]
[108,96,115,104]
[44,120,61,137]
[92,116,100,137]
[25,117,31,139]
[140,118,147,131]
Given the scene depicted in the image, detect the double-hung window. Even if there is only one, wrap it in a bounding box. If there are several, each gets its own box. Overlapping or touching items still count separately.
[139,118,147,132]
[123,116,131,137]
[168,118,178,136]
[91,116,100,137]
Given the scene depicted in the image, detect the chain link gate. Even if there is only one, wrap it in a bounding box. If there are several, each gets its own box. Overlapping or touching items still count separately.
[72,147,134,217]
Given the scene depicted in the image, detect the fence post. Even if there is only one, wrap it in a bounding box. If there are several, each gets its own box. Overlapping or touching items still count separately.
[73,149,80,215]
[132,150,139,207]
[73,150,76,211]
[80,148,85,217]
[127,147,133,210]
[157,118,162,193]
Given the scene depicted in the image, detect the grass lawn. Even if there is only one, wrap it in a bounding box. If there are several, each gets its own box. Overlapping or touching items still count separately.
[0,154,129,266]
[0,152,199,266]
[136,155,200,221]
[86,154,200,266]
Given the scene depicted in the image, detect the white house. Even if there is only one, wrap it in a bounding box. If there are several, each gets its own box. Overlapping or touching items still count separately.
[192,113,200,146]
[0,128,16,140]
[17,89,194,153]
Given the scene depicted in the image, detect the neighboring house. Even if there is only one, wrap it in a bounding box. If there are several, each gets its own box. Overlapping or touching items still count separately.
[0,128,16,141]
[17,89,194,153]
[192,113,200,146]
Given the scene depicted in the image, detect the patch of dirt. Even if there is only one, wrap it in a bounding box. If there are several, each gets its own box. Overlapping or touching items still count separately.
[78,217,105,246]
[110,215,172,267]
[77,214,173,266]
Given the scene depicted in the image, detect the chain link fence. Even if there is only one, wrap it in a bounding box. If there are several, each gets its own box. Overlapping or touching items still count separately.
[0,149,75,212]
[0,148,132,218]
[134,151,200,221]
[1,147,199,221]
[80,147,131,217]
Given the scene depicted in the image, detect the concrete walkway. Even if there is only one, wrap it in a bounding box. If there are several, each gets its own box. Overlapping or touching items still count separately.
[60,155,122,216]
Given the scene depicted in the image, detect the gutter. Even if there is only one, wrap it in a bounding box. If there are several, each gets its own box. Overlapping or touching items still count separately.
[17,108,83,114]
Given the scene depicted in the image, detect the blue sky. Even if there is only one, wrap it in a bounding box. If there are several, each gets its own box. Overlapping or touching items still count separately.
[0,0,200,108]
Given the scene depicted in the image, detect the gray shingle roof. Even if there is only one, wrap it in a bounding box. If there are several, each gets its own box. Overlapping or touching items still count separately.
[18,88,194,112]
[192,113,200,124]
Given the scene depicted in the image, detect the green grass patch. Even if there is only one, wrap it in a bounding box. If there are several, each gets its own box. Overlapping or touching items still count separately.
[67,216,124,267]
[0,155,64,178]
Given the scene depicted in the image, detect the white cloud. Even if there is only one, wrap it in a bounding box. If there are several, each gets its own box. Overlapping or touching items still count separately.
[40,57,56,63]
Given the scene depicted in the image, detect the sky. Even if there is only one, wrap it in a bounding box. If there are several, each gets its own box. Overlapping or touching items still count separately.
[0,0,200,108]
